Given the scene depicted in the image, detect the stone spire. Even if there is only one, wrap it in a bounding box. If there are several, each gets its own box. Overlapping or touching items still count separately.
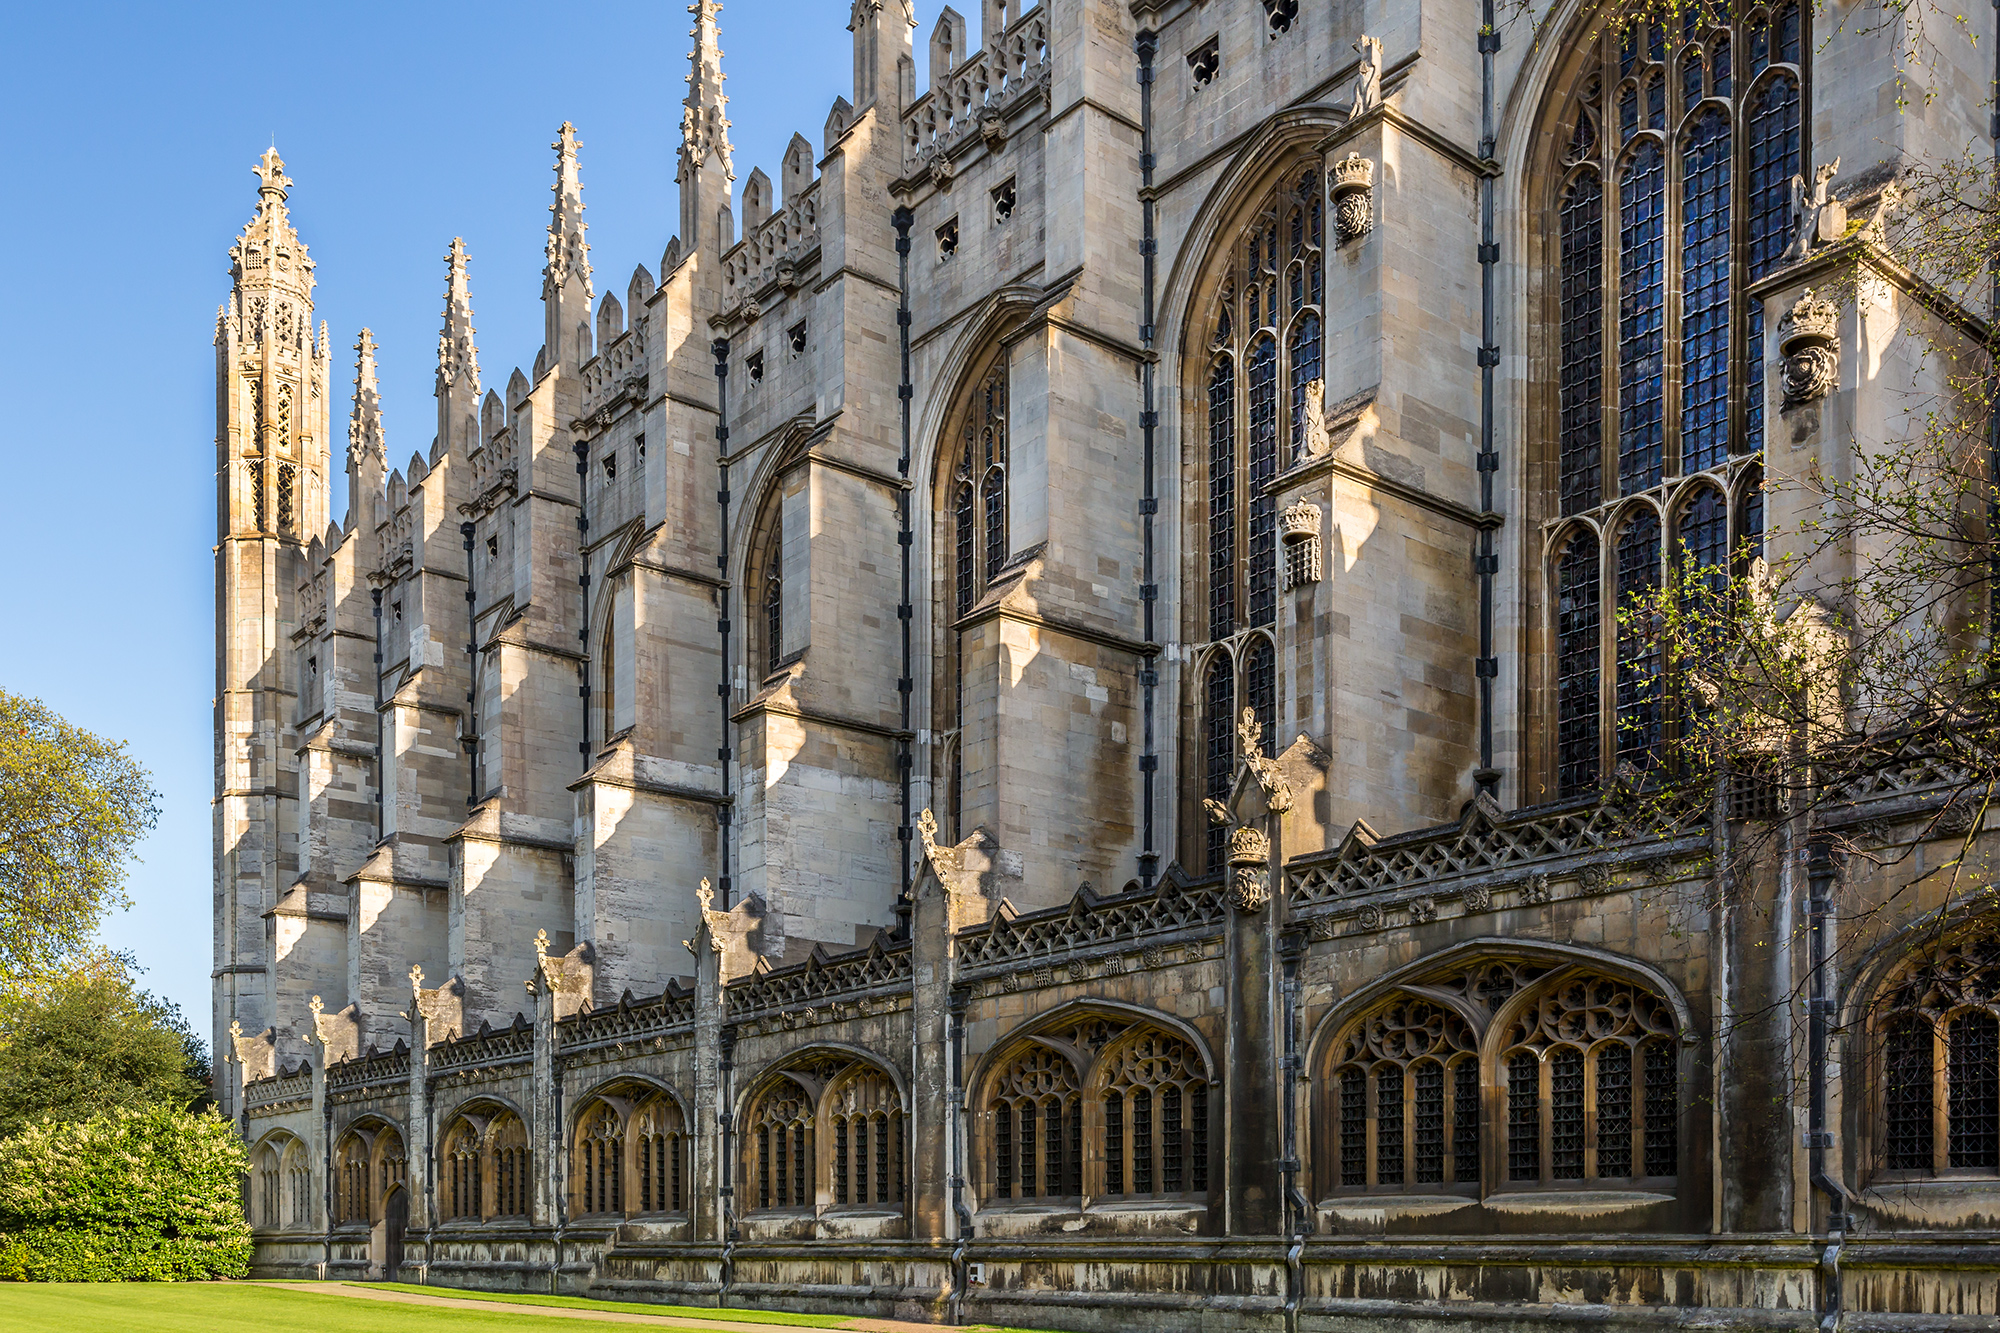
[437,238,481,454]
[347,329,386,532]
[678,1,737,259]
[543,124,594,375]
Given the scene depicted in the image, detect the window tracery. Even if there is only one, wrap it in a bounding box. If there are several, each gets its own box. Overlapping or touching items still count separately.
[1547,10,1802,795]
[444,1122,483,1220]
[1191,163,1322,868]
[1875,932,2000,1176]
[983,1019,1210,1206]
[1331,998,1480,1191]
[1322,964,1682,1198]
[751,1085,815,1210]
[492,1115,531,1218]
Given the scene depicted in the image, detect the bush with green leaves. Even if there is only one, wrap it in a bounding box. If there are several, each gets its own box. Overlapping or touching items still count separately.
[0,1103,250,1281]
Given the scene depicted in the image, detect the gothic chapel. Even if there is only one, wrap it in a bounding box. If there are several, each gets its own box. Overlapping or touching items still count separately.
[217,0,2000,1327]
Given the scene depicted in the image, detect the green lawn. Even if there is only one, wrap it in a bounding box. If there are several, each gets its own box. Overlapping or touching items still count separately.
[366,1283,852,1325]
[0,1283,614,1332]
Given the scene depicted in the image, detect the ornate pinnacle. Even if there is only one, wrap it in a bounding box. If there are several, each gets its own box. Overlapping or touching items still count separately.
[349,329,384,460]
[544,124,591,296]
[534,927,551,963]
[252,145,292,199]
[438,238,479,391]
[408,963,424,998]
[679,0,734,182]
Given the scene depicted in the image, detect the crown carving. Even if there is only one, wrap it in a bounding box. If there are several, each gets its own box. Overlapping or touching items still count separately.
[1229,824,1271,865]
[1330,152,1375,194]
[1280,499,1321,542]
[1780,288,1839,352]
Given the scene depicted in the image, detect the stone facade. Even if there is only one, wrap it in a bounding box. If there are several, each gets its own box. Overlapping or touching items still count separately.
[218,1,2000,1328]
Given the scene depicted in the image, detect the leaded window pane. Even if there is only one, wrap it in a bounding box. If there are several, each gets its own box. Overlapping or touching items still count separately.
[1289,313,1322,463]
[1556,532,1602,796]
[1642,1038,1679,1176]
[1615,513,1662,771]
[1680,108,1732,472]
[1203,655,1234,873]
[1453,1061,1481,1184]
[1208,357,1236,640]
[1244,637,1276,762]
[1559,172,1605,515]
[1508,1053,1542,1181]
[1948,1011,2000,1170]
[1340,1066,1367,1186]
[1596,1043,1635,1176]
[1414,1062,1446,1184]
[1747,76,1800,282]
[1618,143,1666,492]
[1550,1048,1587,1179]
[1246,335,1279,627]
[1376,1066,1405,1186]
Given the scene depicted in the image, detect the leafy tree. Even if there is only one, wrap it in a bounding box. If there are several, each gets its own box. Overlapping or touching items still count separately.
[0,1104,250,1282]
[0,966,208,1139]
[0,691,159,984]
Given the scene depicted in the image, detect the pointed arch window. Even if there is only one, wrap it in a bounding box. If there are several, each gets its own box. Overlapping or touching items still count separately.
[574,1106,625,1216]
[982,1019,1210,1206]
[1190,164,1322,866]
[1545,13,1800,793]
[1323,963,1683,1199]
[1874,932,2000,1177]
[764,506,784,674]
[936,365,1010,842]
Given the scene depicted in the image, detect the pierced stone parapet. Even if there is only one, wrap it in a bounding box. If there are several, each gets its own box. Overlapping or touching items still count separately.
[723,935,913,1020]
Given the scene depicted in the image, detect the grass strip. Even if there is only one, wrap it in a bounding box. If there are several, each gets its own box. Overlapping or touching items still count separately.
[361,1283,856,1327]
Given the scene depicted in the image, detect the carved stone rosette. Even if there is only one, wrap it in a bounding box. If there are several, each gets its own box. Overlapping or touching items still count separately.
[1779,288,1839,407]
[1228,824,1271,914]
[1330,153,1375,245]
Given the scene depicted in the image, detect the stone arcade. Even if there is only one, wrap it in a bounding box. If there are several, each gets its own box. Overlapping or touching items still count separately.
[216,0,2000,1327]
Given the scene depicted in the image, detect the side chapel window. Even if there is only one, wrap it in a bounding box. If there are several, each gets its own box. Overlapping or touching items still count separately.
[1325,963,1682,1197]
[985,1018,1209,1204]
[740,1055,906,1215]
[1195,164,1321,870]
[1549,7,1801,795]
[1876,932,2000,1176]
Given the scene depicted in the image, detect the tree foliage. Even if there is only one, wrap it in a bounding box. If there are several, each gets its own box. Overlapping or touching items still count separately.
[0,966,209,1140]
[0,691,159,983]
[0,1104,250,1282]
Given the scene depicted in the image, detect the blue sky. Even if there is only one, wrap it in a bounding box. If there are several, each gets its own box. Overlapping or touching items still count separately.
[0,1,941,1032]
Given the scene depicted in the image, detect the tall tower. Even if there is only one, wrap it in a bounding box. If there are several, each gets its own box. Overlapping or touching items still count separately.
[213,147,333,1094]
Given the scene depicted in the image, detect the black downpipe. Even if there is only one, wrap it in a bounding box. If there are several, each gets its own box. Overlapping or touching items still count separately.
[1133,30,1162,889]
[1805,836,1849,1331]
[461,520,479,804]
[947,985,974,1323]
[574,441,593,764]
[550,1043,565,1295]
[713,339,735,908]
[1473,0,1502,797]
[371,587,385,838]
[1279,931,1310,1333]
[718,1024,739,1303]
[320,1092,333,1278]
[894,206,916,910]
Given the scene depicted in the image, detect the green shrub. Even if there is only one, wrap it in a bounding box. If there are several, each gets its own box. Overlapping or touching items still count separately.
[0,1103,250,1281]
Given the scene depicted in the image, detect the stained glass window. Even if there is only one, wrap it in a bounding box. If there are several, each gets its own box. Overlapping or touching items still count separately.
[1556,531,1602,797]
[1614,512,1661,770]
[1548,11,1802,789]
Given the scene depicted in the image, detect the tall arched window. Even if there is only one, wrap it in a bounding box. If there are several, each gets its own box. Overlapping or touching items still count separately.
[936,363,1011,842]
[1190,163,1322,863]
[982,1014,1212,1206]
[1874,931,2000,1177]
[749,472,792,681]
[1546,8,1802,794]
[1320,959,1685,1199]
